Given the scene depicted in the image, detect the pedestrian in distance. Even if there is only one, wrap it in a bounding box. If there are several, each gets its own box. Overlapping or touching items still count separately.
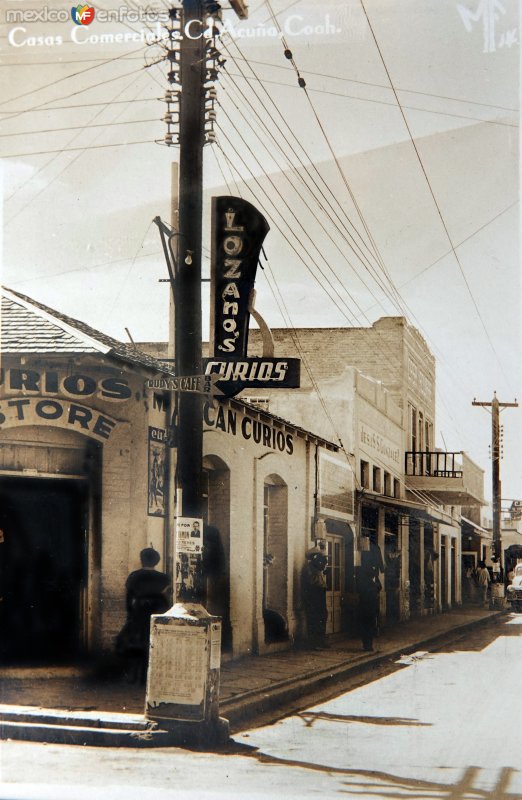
[302,543,329,650]
[357,564,381,652]
[476,560,491,608]
[116,547,172,684]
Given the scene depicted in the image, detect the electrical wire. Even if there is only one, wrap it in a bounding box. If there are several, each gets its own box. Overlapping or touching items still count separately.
[224,70,518,130]
[0,97,158,115]
[5,71,153,222]
[225,21,512,431]
[0,117,160,138]
[0,65,147,124]
[217,51,483,454]
[220,42,404,308]
[210,143,233,195]
[216,128,359,325]
[217,100,378,325]
[100,219,155,329]
[261,247,446,510]
[7,250,163,286]
[366,200,520,301]
[217,70,472,447]
[1,140,156,158]
[219,68,408,318]
[260,252,362,489]
[213,139,458,506]
[225,55,519,114]
[359,0,515,396]
[0,45,149,110]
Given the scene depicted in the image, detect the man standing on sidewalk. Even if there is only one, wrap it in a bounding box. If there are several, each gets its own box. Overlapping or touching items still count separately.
[476,561,491,608]
[302,544,329,649]
[357,564,381,652]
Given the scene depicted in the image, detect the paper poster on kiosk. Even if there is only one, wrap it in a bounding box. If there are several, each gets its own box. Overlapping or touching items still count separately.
[176,517,204,554]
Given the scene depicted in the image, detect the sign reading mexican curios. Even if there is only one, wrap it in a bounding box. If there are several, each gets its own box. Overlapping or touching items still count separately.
[211,196,270,357]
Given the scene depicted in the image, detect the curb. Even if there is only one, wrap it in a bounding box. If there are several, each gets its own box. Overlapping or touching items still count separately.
[221,610,507,729]
[0,610,507,745]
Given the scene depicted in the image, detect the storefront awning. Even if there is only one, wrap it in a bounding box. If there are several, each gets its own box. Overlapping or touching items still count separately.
[360,492,456,526]
[461,516,491,537]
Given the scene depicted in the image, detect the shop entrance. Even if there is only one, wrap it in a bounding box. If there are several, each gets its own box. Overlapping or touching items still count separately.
[0,476,88,663]
[325,534,345,634]
[384,512,401,622]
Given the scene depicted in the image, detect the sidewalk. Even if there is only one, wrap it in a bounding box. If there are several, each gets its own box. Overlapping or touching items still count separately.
[0,606,506,744]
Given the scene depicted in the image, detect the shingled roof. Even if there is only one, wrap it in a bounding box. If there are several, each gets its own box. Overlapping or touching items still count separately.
[1,287,176,376]
[0,287,339,450]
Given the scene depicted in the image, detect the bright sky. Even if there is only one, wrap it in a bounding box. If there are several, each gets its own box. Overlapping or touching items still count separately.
[0,0,520,503]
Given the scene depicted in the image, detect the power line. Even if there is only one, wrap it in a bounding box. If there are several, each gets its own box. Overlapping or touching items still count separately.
[217,110,373,325]
[381,201,519,297]
[1,140,155,158]
[261,252,445,509]
[209,143,233,195]
[0,55,146,67]
[217,125,470,474]
[219,42,490,450]
[260,252,361,487]
[216,129,359,325]
[0,45,148,110]
[5,71,152,221]
[217,47,474,432]
[225,54,519,114]
[100,220,156,330]
[0,117,160,139]
[255,10,408,319]
[0,65,147,124]
[220,41,403,307]
[224,71,518,130]
[0,97,158,115]
[7,250,163,286]
[219,76,396,320]
[359,0,515,396]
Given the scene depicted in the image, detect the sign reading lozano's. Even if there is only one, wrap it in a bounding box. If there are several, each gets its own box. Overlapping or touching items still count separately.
[209,196,300,397]
[210,195,269,357]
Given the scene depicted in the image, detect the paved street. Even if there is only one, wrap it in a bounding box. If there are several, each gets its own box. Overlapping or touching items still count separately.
[1,613,521,799]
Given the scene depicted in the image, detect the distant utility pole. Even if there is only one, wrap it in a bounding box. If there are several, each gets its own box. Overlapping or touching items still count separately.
[472,393,518,561]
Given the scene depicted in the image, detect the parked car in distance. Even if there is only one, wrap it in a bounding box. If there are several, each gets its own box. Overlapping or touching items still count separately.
[506,564,522,612]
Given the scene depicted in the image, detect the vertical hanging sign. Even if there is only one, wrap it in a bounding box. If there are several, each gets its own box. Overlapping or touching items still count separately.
[210,196,270,357]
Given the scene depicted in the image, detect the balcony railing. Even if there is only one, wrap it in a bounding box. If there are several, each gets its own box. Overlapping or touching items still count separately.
[405,451,463,478]
[405,450,484,506]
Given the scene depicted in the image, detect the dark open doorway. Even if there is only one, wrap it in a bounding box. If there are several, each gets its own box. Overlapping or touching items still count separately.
[0,477,88,664]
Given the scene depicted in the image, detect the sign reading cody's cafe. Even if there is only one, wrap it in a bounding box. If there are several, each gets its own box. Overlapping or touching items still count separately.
[209,196,300,396]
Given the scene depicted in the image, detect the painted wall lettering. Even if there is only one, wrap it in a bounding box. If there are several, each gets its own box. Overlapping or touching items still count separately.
[0,367,132,402]
[203,402,293,455]
[0,397,117,441]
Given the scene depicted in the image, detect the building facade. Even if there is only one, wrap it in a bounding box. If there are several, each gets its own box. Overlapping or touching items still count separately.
[0,288,343,662]
[1,291,487,667]
[243,318,485,622]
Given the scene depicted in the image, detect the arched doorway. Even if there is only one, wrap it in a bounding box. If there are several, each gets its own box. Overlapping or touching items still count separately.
[202,455,231,650]
[263,474,288,644]
[0,427,101,663]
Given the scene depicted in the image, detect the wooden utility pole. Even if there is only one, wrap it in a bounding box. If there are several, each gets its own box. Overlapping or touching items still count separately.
[472,394,518,561]
[176,0,207,520]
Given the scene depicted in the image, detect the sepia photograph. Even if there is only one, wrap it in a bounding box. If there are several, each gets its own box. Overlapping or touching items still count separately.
[0,0,520,797]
